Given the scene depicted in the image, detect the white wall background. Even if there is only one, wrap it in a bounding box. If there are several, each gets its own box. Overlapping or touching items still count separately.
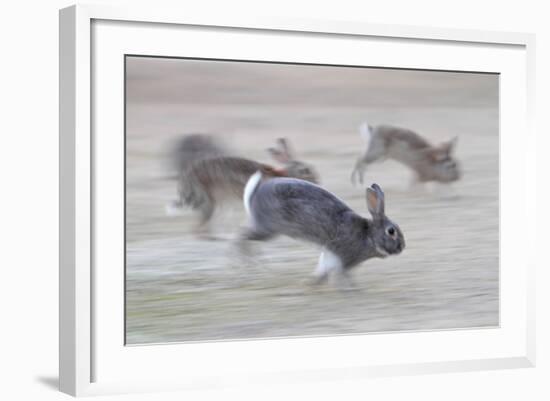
[0,0,547,400]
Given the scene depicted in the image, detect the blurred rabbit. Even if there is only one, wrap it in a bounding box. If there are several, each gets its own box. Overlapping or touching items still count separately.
[167,133,228,179]
[241,174,405,288]
[351,122,461,186]
[167,138,319,237]
[265,138,318,183]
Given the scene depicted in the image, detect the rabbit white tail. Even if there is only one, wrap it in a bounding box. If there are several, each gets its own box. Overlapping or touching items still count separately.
[244,171,262,216]
[359,121,373,143]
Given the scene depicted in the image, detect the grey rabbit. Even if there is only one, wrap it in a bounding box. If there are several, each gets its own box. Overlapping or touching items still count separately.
[351,122,461,186]
[167,137,318,237]
[241,173,405,286]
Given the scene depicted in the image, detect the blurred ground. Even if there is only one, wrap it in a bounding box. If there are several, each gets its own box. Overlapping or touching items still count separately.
[125,57,499,344]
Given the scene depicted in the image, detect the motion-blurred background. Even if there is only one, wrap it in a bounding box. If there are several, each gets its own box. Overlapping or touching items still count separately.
[125,56,498,344]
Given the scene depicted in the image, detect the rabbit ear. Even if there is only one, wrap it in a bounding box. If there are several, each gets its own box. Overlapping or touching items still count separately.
[366,183,385,217]
[267,147,290,164]
[441,136,458,155]
[277,138,295,160]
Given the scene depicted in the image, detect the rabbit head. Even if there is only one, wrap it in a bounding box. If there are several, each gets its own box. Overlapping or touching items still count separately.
[267,138,319,183]
[366,184,405,257]
[423,137,461,183]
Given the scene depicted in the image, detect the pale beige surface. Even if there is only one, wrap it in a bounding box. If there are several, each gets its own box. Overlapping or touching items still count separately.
[125,56,499,344]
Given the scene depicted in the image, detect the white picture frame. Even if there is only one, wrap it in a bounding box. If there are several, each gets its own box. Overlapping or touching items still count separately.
[59,4,536,397]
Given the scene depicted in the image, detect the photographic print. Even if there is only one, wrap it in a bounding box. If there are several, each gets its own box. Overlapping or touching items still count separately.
[125,56,499,345]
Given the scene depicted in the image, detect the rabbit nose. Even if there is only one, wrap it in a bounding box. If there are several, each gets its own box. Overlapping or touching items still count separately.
[395,240,405,254]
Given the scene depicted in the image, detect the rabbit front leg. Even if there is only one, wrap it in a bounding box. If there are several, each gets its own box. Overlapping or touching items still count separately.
[430,181,460,200]
[311,250,356,291]
[311,249,343,285]
[235,227,275,269]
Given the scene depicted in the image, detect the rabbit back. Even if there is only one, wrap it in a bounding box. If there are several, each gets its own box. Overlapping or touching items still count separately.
[248,178,357,246]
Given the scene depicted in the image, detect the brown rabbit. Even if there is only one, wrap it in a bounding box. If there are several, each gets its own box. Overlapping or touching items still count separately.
[351,122,461,186]
[167,138,319,237]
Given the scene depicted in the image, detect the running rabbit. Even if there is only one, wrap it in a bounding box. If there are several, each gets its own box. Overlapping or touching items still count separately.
[241,174,405,287]
[168,138,318,237]
[351,122,461,186]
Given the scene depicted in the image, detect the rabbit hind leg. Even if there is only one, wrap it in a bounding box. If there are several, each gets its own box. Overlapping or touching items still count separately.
[195,198,217,239]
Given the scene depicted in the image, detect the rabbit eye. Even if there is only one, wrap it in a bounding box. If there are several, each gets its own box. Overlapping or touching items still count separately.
[386,226,396,236]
